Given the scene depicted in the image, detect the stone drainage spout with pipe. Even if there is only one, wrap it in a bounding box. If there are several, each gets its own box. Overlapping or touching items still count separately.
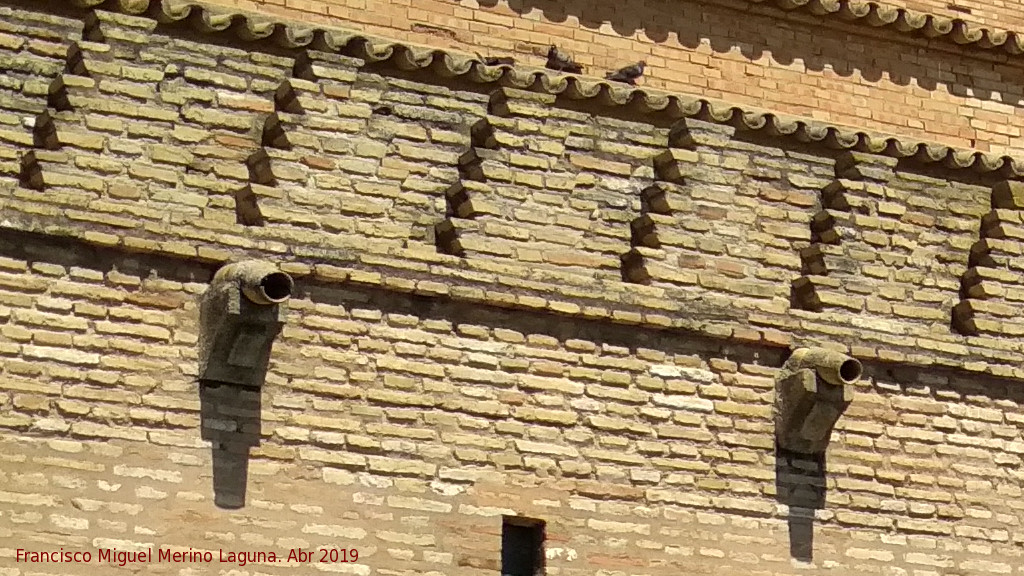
[774,347,862,455]
[197,260,293,388]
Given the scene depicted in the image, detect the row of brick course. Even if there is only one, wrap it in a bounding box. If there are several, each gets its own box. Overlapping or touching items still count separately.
[3,235,1024,573]
[216,0,1024,49]
[204,0,1024,156]
[4,2,1024,574]
[2,5,1024,378]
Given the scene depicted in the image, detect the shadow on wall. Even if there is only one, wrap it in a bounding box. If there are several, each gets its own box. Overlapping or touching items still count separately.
[0,231,271,509]
[774,447,826,562]
[196,261,293,509]
[199,383,264,509]
[467,0,1024,105]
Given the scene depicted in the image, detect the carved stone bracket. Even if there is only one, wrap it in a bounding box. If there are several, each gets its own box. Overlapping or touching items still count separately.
[774,347,862,454]
[198,260,293,388]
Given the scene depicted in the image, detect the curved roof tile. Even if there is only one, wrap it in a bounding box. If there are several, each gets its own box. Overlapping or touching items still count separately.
[67,0,1024,177]
[756,0,1024,53]
[75,0,1024,57]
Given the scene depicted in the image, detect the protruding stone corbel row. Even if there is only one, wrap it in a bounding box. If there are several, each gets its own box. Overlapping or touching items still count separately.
[236,149,270,227]
[487,87,557,118]
[620,119,733,286]
[791,151,897,312]
[82,8,157,44]
[240,50,362,227]
[21,10,170,192]
[291,50,358,98]
[259,51,358,150]
[435,114,506,258]
[436,88,557,258]
[953,180,1024,336]
[438,87,649,280]
[50,10,168,111]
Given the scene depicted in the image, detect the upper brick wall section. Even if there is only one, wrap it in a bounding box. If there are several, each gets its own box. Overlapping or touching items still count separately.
[891,0,1024,29]
[3,0,1024,383]
[219,0,1024,42]
[206,0,1024,156]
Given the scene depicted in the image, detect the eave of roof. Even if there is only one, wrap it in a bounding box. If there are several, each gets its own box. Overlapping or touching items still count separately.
[748,0,1024,54]
[55,0,1024,176]
[80,0,1024,56]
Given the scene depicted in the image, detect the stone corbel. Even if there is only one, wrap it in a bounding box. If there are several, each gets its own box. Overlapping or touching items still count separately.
[774,348,862,454]
[198,260,293,388]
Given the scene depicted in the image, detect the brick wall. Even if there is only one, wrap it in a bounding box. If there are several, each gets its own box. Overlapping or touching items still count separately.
[3,240,1024,575]
[3,1,1024,575]
[204,0,1024,156]
[888,0,1024,28]
[217,0,1024,36]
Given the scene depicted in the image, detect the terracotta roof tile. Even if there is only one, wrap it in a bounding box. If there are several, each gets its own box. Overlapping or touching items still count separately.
[54,0,1024,177]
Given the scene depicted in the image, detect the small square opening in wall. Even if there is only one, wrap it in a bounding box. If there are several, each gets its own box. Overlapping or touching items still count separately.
[502,516,545,576]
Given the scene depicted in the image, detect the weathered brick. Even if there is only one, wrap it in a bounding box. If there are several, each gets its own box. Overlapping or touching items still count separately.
[0,3,1019,573]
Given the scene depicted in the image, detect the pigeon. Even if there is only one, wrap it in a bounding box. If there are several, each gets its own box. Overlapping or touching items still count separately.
[476,52,516,66]
[545,45,583,74]
[605,61,646,86]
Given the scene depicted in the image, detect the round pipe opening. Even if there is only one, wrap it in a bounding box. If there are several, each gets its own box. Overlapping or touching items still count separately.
[260,272,293,303]
[839,359,862,384]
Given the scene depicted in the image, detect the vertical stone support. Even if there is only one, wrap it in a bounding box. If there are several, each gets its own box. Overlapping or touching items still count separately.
[196,259,292,511]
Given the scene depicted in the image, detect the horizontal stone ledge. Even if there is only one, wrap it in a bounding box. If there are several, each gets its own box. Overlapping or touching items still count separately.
[2,217,1023,381]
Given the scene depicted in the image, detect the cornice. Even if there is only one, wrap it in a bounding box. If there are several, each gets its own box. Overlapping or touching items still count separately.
[1,0,1023,379]
[52,0,1024,177]
[74,0,1024,57]
[745,0,1023,54]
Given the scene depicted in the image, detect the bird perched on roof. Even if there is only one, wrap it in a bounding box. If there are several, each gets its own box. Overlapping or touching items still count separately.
[475,52,516,66]
[606,61,646,86]
[545,45,583,74]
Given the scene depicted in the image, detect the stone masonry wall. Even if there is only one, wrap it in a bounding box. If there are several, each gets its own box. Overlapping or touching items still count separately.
[203,0,1024,155]
[2,2,1023,373]
[4,235,1024,576]
[3,1,1024,575]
